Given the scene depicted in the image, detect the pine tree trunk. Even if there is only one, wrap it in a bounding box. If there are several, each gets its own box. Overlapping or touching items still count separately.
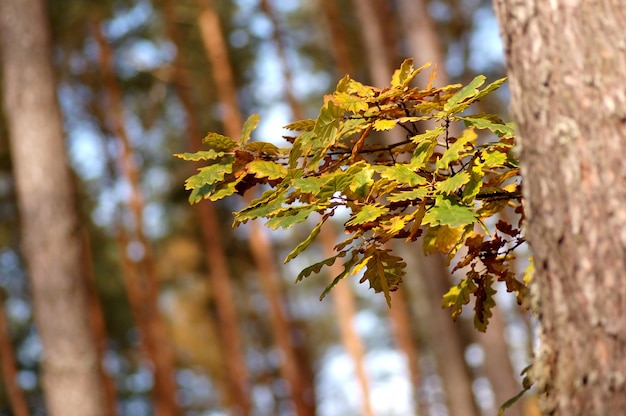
[493,1,626,414]
[92,24,180,416]
[320,227,376,416]
[0,1,107,414]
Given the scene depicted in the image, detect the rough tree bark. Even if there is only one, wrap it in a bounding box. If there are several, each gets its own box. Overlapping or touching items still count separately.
[493,1,626,414]
[0,0,107,415]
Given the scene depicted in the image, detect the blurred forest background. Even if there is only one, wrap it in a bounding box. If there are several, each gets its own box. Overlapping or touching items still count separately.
[0,0,536,415]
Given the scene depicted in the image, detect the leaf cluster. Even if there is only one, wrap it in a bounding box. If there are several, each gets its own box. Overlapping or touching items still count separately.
[176,59,526,331]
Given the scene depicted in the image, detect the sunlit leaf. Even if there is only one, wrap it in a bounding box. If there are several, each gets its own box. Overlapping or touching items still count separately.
[292,176,328,194]
[185,162,233,189]
[285,219,326,263]
[296,251,347,283]
[202,132,238,150]
[458,114,514,138]
[436,128,477,170]
[319,250,360,299]
[347,79,376,97]
[387,187,429,202]
[376,164,427,186]
[481,148,508,168]
[423,225,465,255]
[444,75,486,114]
[345,204,388,226]
[316,173,354,200]
[247,160,288,180]
[462,158,485,204]
[436,171,470,195]
[244,141,281,156]
[349,164,375,198]
[284,119,316,131]
[373,119,397,131]
[423,197,476,227]
[174,150,225,161]
[314,100,343,144]
[266,204,320,230]
[442,275,477,320]
[335,92,369,112]
[240,114,260,144]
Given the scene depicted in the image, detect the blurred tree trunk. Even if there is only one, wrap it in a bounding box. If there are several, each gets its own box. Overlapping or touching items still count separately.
[92,25,180,416]
[80,228,118,416]
[493,1,626,414]
[319,0,355,78]
[259,0,305,120]
[0,292,29,416]
[0,0,107,414]
[417,254,481,416]
[320,227,375,416]
[351,0,394,87]
[161,0,245,410]
[195,1,318,414]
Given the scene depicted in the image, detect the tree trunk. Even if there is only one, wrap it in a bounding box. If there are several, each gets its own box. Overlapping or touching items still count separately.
[92,24,181,416]
[0,1,107,415]
[320,227,375,416]
[493,1,626,414]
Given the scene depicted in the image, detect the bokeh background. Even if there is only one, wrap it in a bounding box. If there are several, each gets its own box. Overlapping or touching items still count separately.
[0,1,536,415]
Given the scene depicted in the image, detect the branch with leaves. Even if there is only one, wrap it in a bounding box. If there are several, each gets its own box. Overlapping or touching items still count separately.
[176,59,527,331]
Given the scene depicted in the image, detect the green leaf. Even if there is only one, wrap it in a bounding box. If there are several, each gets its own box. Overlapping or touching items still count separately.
[185,162,233,189]
[241,114,260,144]
[410,125,443,145]
[202,132,238,150]
[390,59,430,89]
[247,160,288,180]
[411,137,438,168]
[436,128,477,170]
[442,276,477,320]
[316,172,354,201]
[266,204,320,230]
[244,141,281,156]
[174,150,225,161]
[319,250,360,299]
[335,92,369,112]
[436,171,470,195]
[284,119,316,131]
[458,115,514,138]
[387,188,429,202]
[346,79,376,97]
[473,77,507,101]
[284,218,326,263]
[423,197,477,227]
[423,224,466,255]
[314,101,343,144]
[349,164,375,198]
[234,187,288,225]
[462,158,485,204]
[481,148,508,168]
[376,164,427,187]
[292,176,327,194]
[373,119,397,131]
[296,252,346,283]
[207,179,242,201]
[188,184,213,204]
[345,204,389,226]
[444,75,486,113]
